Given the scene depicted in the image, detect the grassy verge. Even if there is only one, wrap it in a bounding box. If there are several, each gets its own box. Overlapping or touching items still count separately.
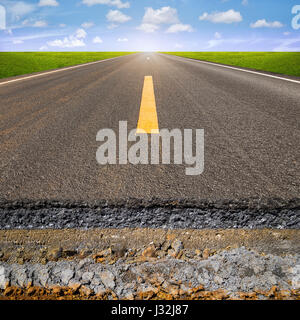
[0,52,135,79]
[162,52,300,77]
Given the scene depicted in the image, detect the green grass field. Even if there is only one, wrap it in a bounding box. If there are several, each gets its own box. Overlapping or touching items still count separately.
[0,52,135,79]
[162,52,300,77]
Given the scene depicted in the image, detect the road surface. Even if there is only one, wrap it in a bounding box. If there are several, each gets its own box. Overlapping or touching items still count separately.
[0,53,299,203]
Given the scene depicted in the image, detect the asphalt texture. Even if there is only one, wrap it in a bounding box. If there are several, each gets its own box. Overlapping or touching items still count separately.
[0,202,299,229]
[0,53,299,227]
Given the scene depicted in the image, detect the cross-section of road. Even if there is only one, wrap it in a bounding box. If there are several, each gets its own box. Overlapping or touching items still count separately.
[0,53,299,203]
[0,53,299,301]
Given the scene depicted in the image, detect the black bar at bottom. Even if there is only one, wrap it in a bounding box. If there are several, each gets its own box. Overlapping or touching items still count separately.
[0,300,298,319]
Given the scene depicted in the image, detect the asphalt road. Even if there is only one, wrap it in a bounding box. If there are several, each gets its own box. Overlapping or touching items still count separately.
[0,53,299,203]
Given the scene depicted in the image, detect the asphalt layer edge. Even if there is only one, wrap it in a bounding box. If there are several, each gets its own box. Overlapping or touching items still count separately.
[0,197,299,210]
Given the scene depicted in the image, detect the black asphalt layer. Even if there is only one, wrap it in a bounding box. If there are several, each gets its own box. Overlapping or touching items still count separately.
[0,53,299,224]
[0,198,299,229]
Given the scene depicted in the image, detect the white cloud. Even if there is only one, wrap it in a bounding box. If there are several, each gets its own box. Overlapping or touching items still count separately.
[9,2,35,18]
[242,0,248,6]
[82,0,129,9]
[138,6,189,33]
[137,23,159,33]
[106,10,131,23]
[81,22,94,29]
[283,32,291,36]
[33,20,47,27]
[117,37,128,42]
[250,19,283,28]
[38,0,59,7]
[48,37,85,48]
[75,28,87,39]
[175,43,183,48]
[166,23,193,33]
[93,36,103,43]
[22,19,47,28]
[47,28,87,48]
[13,39,24,44]
[39,45,48,50]
[22,19,30,26]
[59,23,66,27]
[143,7,179,25]
[199,9,242,24]
[214,32,222,39]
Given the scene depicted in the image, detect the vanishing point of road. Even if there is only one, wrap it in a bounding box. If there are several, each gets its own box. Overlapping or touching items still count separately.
[0,53,299,203]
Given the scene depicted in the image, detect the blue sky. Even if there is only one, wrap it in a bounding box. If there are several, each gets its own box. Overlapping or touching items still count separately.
[0,0,299,51]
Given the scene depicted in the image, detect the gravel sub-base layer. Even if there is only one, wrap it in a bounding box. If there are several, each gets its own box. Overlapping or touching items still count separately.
[0,228,299,300]
[0,248,299,300]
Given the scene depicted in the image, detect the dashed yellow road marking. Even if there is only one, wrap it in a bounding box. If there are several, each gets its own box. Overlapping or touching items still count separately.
[136,76,159,134]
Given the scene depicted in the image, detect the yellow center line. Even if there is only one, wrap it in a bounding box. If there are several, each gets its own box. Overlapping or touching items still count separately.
[136,76,159,134]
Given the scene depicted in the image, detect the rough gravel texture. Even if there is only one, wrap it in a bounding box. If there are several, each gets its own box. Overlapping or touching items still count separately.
[0,199,299,229]
[0,247,299,300]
